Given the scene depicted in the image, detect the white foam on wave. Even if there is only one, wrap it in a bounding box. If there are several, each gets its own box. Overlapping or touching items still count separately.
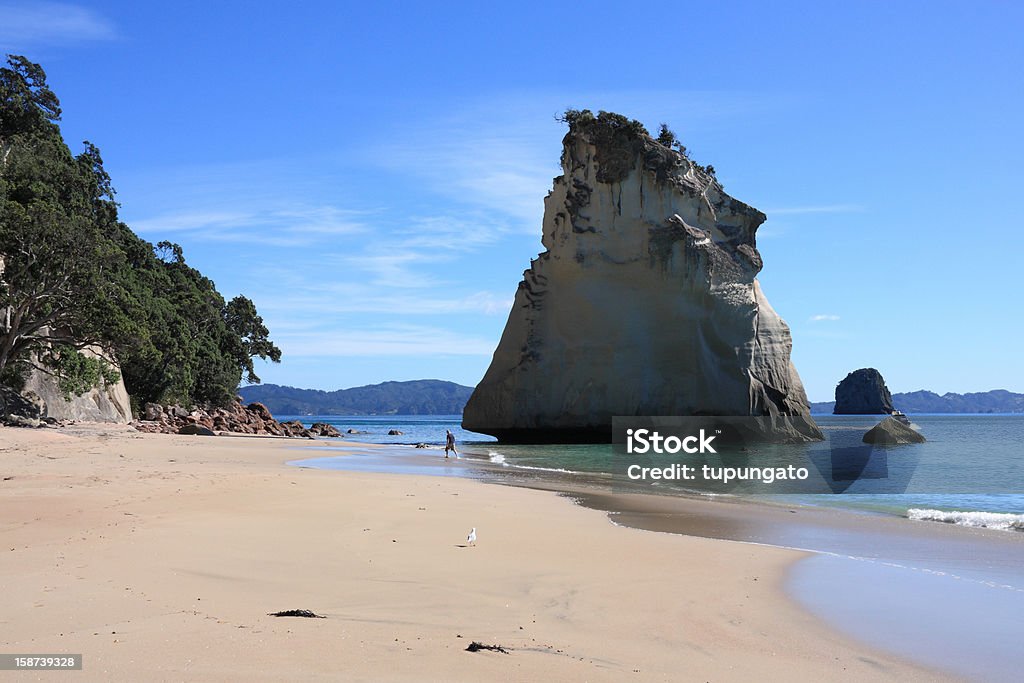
[487,450,582,474]
[907,509,1024,532]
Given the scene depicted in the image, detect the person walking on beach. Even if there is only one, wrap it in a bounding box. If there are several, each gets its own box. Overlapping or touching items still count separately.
[445,429,458,459]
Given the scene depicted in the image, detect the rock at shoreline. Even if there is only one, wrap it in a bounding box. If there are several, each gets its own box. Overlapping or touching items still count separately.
[178,424,215,436]
[834,368,895,415]
[462,111,820,443]
[388,429,403,435]
[310,422,343,438]
[863,417,926,444]
[131,397,342,439]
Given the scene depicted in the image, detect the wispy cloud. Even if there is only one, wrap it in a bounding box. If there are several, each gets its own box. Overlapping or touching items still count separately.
[376,128,557,231]
[256,286,512,318]
[373,89,796,235]
[764,204,863,216]
[0,2,115,49]
[132,205,368,247]
[272,324,496,357]
[810,314,841,322]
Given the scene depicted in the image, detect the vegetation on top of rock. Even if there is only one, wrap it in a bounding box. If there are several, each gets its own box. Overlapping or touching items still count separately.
[557,108,720,188]
[559,109,650,138]
[0,55,280,411]
[656,123,688,157]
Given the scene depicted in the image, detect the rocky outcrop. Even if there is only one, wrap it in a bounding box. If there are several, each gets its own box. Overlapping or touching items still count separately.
[1,385,43,426]
[834,368,895,415]
[309,422,343,438]
[463,111,821,443]
[21,353,132,424]
[863,417,926,444]
[132,398,343,438]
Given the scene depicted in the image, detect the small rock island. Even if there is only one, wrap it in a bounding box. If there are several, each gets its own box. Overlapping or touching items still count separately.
[834,368,895,415]
[463,111,821,443]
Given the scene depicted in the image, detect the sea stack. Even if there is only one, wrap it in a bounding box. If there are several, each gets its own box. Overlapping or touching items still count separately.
[463,110,821,443]
[834,368,895,415]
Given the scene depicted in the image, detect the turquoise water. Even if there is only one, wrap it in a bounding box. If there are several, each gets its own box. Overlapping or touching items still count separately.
[285,414,1024,525]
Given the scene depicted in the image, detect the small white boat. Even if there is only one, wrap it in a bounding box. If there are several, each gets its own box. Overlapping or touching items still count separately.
[891,410,911,425]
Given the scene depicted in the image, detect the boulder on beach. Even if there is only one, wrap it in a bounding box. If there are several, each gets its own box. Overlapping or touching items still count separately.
[863,417,926,445]
[143,402,164,421]
[310,422,342,438]
[178,424,216,436]
[1,386,43,421]
[279,420,309,437]
[834,368,896,415]
[5,414,42,428]
[246,402,275,422]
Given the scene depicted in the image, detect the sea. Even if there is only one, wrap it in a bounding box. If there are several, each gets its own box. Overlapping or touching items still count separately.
[282,413,1024,529]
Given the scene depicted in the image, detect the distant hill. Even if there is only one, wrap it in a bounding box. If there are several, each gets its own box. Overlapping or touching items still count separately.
[238,380,474,416]
[811,389,1024,414]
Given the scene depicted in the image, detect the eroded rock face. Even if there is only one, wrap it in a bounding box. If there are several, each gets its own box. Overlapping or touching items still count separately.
[463,112,821,443]
[22,349,133,423]
[834,368,895,415]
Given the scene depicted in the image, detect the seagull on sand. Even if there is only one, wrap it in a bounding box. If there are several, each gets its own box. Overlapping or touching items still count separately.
[467,527,477,547]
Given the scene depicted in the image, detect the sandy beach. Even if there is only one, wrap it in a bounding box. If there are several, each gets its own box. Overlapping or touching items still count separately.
[0,425,946,682]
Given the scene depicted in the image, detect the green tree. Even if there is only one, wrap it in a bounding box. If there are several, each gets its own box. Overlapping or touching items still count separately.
[1,55,281,409]
[223,295,282,384]
[0,57,125,385]
[656,123,676,148]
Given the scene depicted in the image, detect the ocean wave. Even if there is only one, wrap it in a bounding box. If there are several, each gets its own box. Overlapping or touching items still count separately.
[487,451,582,474]
[907,508,1024,532]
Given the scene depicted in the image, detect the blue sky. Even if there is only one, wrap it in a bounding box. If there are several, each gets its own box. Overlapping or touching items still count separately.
[3,0,1022,401]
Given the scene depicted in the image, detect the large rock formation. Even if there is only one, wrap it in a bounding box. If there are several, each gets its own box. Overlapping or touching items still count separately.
[463,111,821,443]
[834,368,895,415]
[21,349,133,423]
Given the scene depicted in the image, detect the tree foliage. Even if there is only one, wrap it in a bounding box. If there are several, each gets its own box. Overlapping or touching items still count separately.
[1,55,280,410]
[656,123,677,148]
[558,108,724,188]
